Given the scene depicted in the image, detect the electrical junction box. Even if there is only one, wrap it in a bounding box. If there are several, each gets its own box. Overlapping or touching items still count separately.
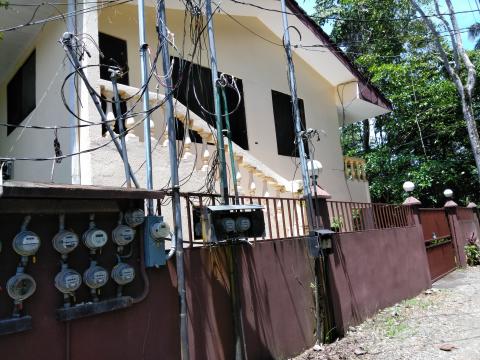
[193,204,265,243]
[307,229,335,257]
[144,215,166,268]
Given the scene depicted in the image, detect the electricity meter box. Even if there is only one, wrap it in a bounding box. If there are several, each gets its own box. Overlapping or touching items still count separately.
[307,229,335,257]
[193,204,265,242]
[144,215,167,268]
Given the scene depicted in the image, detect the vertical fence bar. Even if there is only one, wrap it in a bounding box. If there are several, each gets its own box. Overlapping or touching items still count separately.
[273,199,281,238]
[185,194,193,247]
[287,199,294,238]
[265,198,273,240]
[280,199,287,238]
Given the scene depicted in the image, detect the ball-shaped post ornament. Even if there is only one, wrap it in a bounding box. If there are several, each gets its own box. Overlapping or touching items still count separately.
[403,181,415,193]
[443,189,454,198]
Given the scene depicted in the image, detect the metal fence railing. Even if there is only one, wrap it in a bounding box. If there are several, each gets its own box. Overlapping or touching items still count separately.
[326,200,414,233]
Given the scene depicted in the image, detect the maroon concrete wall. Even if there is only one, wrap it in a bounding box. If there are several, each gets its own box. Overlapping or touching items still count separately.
[0,225,316,360]
[327,226,431,333]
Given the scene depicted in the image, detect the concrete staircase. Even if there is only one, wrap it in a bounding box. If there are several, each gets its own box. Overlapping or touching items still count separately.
[98,79,301,196]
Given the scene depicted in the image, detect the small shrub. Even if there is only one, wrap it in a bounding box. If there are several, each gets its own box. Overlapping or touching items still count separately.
[465,233,480,266]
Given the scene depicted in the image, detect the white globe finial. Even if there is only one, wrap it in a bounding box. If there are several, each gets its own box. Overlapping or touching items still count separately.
[444,189,453,198]
[403,181,415,193]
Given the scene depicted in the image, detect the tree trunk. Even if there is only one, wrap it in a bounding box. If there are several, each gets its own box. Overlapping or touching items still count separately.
[362,119,370,152]
[462,100,480,183]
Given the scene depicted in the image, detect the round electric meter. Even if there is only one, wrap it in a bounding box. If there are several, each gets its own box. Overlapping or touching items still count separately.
[112,225,136,246]
[12,231,41,257]
[111,263,135,285]
[52,230,79,255]
[125,209,145,228]
[83,265,109,289]
[82,228,108,250]
[6,273,36,301]
[55,268,82,294]
[150,220,171,239]
[235,217,251,233]
[221,218,236,233]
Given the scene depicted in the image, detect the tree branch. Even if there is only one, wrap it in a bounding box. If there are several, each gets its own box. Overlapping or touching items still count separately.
[444,0,477,99]
[410,0,464,96]
[433,0,459,71]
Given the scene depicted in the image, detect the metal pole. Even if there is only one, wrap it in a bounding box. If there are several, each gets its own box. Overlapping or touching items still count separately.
[111,70,132,188]
[156,2,190,359]
[279,0,315,231]
[205,0,229,205]
[220,86,239,203]
[62,33,140,188]
[67,0,80,184]
[137,0,154,214]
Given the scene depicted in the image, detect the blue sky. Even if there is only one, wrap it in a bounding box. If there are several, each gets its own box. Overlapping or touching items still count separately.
[298,0,478,49]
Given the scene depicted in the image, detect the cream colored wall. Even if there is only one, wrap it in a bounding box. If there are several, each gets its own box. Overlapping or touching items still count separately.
[0,18,73,183]
[96,5,369,201]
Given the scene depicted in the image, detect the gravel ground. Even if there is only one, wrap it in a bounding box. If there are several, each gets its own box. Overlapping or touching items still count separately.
[293,266,480,360]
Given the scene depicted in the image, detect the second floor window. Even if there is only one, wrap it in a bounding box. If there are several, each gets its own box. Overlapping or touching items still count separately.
[7,51,36,135]
[171,57,249,150]
[271,90,309,157]
[99,32,129,85]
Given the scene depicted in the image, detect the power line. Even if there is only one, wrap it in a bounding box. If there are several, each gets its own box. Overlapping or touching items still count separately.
[227,0,480,23]
[0,0,132,33]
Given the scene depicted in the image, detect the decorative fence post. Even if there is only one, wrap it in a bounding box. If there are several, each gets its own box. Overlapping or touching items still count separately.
[444,195,467,268]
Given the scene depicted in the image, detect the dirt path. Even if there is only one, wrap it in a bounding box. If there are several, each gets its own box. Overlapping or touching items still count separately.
[294,267,480,360]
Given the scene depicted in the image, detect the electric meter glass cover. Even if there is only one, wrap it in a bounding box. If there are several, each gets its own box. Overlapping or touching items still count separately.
[221,218,236,233]
[12,231,41,256]
[6,273,36,301]
[111,263,135,285]
[125,209,145,228]
[235,217,251,232]
[112,225,136,246]
[83,228,108,250]
[55,268,82,293]
[52,230,79,254]
[150,220,171,239]
[83,265,109,289]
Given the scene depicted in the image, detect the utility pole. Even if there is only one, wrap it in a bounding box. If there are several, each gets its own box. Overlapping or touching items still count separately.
[156,2,189,359]
[280,0,325,347]
[205,0,229,205]
[279,0,315,231]
[137,0,154,214]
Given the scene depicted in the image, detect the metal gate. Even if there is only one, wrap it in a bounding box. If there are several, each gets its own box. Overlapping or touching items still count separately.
[419,209,457,281]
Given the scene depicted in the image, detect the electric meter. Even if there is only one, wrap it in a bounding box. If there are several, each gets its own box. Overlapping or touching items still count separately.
[125,209,145,228]
[111,263,135,285]
[112,225,136,246]
[12,231,41,257]
[83,264,108,289]
[52,230,79,255]
[235,217,251,232]
[221,218,236,233]
[55,268,82,294]
[150,220,171,239]
[6,273,36,301]
[82,228,108,250]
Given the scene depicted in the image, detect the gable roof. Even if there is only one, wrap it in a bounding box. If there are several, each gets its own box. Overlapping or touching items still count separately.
[286,0,392,111]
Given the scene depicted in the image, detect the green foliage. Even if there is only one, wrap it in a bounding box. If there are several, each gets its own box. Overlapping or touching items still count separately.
[315,0,480,206]
[465,244,480,266]
[330,216,343,231]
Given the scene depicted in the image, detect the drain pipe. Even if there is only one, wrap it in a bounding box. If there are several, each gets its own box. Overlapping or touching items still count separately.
[156,1,190,358]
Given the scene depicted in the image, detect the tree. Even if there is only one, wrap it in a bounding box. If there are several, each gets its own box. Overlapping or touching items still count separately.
[411,0,480,185]
[314,0,480,206]
[469,22,480,50]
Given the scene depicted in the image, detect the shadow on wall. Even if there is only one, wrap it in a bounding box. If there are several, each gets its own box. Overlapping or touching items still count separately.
[326,227,431,334]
